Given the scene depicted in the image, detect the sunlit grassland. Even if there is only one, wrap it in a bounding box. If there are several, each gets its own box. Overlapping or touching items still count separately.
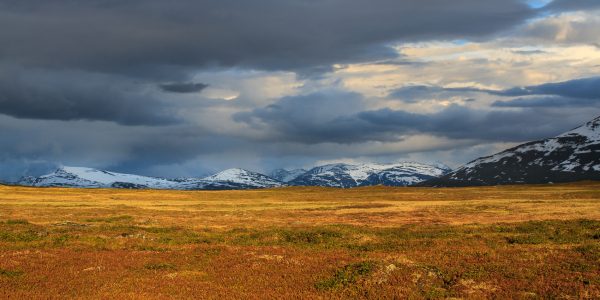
[0,182,599,299]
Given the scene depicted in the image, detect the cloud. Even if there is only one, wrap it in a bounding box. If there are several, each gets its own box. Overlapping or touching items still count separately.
[515,10,600,45]
[0,0,534,74]
[233,90,368,143]
[0,66,179,125]
[388,85,447,102]
[492,96,598,107]
[235,90,587,143]
[543,0,600,12]
[355,105,579,141]
[387,85,491,103]
[490,76,600,99]
[0,158,58,183]
[160,82,209,93]
[388,76,600,105]
[511,49,547,55]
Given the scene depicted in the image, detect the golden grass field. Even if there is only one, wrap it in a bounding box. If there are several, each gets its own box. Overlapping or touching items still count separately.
[1,182,599,299]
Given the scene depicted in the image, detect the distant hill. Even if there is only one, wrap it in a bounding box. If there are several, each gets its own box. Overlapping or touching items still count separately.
[423,115,600,186]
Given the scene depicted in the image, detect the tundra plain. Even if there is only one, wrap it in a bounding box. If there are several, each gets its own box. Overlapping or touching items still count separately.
[0,182,599,299]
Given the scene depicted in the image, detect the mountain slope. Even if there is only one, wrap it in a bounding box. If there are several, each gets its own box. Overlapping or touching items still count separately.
[290,162,450,188]
[424,116,600,186]
[269,169,307,183]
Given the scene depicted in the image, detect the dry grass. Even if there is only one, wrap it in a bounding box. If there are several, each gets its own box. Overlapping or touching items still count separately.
[0,182,599,299]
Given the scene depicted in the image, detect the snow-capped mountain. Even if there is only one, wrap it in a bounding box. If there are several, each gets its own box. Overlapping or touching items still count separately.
[18,167,283,190]
[20,166,179,189]
[290,162,451,188]
[200,168,284,189]
[269,169,307,183]
[424,115,600,186]
[361,162,452,186]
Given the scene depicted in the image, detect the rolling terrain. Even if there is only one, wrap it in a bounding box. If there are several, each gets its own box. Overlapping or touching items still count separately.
[1,183,599,299]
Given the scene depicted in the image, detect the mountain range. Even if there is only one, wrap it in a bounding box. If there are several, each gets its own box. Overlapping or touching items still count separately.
[18,167,284,190]
[15,162,450,190]
[9,115,600,189]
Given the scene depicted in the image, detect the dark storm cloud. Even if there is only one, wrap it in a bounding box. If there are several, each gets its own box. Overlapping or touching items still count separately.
[159,82,209,94]
[0,159,58,183]
[234,91,582,144]
[0,114,227,181]
[0,66,178,125]
[0,0,534,74]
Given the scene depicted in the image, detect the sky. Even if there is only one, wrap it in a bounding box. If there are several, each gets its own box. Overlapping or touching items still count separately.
[1,0,600,181]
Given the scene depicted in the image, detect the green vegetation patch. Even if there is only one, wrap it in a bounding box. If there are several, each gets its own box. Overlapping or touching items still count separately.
[6,219,29,225]
[0,268,24,277]
[280,228,344,244]
[86,215,134,223]
[497,219,600,245]
[575,243,600,261]
[315,261,377,291]
[0,230,43,243]
[144,263,177,271]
